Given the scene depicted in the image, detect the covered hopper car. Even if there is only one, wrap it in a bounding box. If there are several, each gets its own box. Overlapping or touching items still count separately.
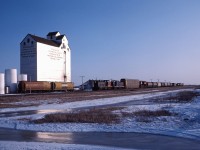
[18,81,74,93]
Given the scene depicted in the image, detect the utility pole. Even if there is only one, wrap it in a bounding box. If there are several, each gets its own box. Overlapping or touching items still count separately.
[80,76,85,90]
[29,75,31,94]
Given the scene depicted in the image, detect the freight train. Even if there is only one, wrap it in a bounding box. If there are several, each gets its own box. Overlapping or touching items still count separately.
[83,79,184,91]
[17,78,184,93]
[18,81,74,93]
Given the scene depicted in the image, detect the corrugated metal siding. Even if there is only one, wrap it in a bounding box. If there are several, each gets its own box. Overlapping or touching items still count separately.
[121,79,139,89]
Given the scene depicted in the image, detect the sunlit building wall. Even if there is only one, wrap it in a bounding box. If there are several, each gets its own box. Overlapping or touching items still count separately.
[20,32,71,82]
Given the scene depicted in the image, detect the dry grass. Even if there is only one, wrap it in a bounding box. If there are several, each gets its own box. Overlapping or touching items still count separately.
[133,109,172,117]
[122,109,173,123]
[33,106,176,124]
[152,91,199,103]
[33,108,121,124]
[122,109,172,117]
[176,91,199,102]
[0,104,18,108]
[0,103,35,108]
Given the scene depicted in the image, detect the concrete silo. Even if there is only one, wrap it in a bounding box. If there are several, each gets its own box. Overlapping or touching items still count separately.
[5,69,17,93]
[0,73,5,94]
[18,74,28,81]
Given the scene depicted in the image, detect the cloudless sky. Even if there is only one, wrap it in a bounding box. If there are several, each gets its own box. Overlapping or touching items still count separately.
[0,0,200,85]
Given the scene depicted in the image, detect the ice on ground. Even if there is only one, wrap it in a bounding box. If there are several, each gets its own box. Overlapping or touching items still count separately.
[0,89,189,113]
[0,141,131,150]
[0,89,200,140]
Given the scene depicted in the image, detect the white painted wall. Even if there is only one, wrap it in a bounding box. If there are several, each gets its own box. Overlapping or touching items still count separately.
[37,43,65,81]
[20,33,71,82]
[65,43,71,82]
[61,36,71,82]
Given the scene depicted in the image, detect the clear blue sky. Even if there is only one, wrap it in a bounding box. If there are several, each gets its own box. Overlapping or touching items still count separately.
[0,0,200,85]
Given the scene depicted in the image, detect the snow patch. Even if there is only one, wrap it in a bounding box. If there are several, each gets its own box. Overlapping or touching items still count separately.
[0,89,200,140]
[0,141,132,150]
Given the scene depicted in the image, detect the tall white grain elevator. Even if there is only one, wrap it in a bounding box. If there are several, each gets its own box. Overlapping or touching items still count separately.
[20,31,71,82]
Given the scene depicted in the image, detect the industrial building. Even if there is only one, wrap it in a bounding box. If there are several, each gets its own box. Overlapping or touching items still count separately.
[20,31,71,82]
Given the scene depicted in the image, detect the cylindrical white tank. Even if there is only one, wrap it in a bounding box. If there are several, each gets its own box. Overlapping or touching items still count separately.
[18,74,28,81]
[5,69,17,93]
[0,73,5,94]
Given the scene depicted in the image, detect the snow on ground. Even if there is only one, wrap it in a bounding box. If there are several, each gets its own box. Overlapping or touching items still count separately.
[0,89,200,140]
[0,141,131,150]
[0,89,189,113]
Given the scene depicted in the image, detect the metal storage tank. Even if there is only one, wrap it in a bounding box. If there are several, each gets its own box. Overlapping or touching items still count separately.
[0,73,5,94]
[18,74,27,81]
[5,69,17,93]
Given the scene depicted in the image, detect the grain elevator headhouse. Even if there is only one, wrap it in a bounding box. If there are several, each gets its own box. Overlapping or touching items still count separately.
[20,31,71,82]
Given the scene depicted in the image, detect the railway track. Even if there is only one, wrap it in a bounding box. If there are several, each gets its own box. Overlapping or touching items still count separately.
[0,86,195,109]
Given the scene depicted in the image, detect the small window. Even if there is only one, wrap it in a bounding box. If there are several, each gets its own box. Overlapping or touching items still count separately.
[24,42,26,45]
[31,41,33,45]
[27,38,30,43]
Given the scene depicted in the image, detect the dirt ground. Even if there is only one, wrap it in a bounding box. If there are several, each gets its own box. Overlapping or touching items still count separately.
[0,86,196,108]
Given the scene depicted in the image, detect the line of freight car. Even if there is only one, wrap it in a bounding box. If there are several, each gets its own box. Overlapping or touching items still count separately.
[85,80,125,91]
[85,79,184,91]
[18,81,74,93]
[87,79,140,90]
[86,79,155,90]
[140,81,184,88]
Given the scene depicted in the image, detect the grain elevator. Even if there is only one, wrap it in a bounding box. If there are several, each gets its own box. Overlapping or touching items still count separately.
[20,31,71,82]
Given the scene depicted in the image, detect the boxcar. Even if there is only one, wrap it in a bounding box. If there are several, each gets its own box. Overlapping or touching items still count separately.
[161,82,166,87]
[112,80,124,89]
[165,82,171,87]
[105,80,112,90]
[120,79,139,89]
[97,81,107,90]
[171,83,176,86]
[139,81,148,88]
[157,82,162,87]
[147,82,153,88]
[90,80,107,90]
[176,83,184,86]
[152,82,158,88]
